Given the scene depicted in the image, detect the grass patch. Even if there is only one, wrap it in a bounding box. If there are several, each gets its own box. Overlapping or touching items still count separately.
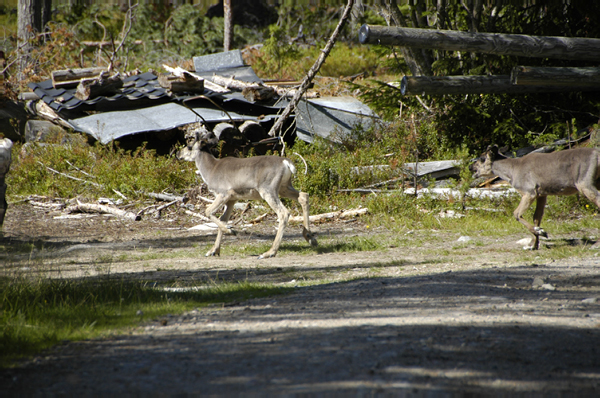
[0,277,291,367]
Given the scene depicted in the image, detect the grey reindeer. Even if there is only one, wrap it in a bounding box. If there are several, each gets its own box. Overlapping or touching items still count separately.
[471,145,600,249]
[178,125,318,259]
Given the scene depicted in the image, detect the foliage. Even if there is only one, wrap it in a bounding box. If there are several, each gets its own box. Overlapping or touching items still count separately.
[356,2,600,156]
[7,133,195,200]
[0,276,291,366]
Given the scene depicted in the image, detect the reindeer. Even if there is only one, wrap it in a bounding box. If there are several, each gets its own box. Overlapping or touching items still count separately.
[177,125,318,259]
[471,145,600,249]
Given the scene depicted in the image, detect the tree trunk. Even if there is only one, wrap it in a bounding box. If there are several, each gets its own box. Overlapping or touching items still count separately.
[379,1,432,76]
[223,0,233,51]
[17,0,36,81]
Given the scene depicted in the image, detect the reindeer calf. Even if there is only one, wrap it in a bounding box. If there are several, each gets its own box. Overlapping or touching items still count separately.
[471,145,600,249]
[178,125,317,259]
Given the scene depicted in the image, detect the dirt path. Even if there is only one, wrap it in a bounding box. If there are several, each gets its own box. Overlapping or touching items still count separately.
[2,203,600,396]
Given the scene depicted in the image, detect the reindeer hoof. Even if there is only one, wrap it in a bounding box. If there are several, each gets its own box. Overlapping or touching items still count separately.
[206,249,220,257]
[302,230,318,247]
[534,227,548,238]
[258,251,276,260]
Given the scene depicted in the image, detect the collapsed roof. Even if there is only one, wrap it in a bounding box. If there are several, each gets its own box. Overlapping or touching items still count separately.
[27,50,380,148]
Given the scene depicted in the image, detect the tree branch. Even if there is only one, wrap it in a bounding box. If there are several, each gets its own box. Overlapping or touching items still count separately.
[267,0,355,138]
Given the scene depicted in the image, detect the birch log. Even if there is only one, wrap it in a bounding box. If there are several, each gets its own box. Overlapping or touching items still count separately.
[66,201,141,221]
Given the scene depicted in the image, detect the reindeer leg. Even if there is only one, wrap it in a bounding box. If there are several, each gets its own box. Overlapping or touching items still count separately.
[533,196,548,247]
[576,182,600,209]
[0,181,7,234]
[280,186,318,247]
[513,193,540,250]
[258,193,290,259]
[298,192,318,247]
[204,194,234,257]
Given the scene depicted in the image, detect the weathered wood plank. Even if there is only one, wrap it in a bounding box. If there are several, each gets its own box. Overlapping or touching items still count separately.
[75,75,124,100]
[359,25,600,61]
[52,67,107,87]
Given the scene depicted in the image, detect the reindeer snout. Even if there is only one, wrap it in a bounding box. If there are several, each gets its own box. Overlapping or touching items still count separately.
[177,146,194,162]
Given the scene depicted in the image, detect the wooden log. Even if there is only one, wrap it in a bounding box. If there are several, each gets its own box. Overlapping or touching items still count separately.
[144,192,184,202]
[208,74,275,102]
[398,75,599,96]
[65,200,141,221]
[511,66,600,86]
[158,74,204,94]
[359,24,600,62]
[239,120,267,142]
[75,75,124,100]
[163,65,229,93]
[52,67,107,88]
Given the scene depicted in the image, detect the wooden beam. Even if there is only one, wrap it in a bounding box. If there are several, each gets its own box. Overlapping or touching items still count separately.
[359,24,600,61]
[398,75,599,96]
[511,66,600,86]
[52,67,107,83]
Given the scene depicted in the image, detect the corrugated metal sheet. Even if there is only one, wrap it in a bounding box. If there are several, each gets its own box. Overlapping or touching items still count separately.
[69,102,280,144]
[295,96,381,143]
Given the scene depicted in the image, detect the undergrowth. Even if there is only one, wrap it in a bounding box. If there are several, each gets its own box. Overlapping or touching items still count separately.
[0,276,291,367]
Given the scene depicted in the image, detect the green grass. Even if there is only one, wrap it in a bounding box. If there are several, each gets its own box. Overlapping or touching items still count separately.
[0,277,291,367]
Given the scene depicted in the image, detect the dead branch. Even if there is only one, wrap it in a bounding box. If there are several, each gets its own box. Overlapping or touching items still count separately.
[155,199,179,218]
[39,161,103,188]
[289,207,368,223]
[249,212,269,224]
[28,200,65,210]
[268,0,355,137]
[183,209,211,222]
[144,192,184,202]
[66,200,141,221]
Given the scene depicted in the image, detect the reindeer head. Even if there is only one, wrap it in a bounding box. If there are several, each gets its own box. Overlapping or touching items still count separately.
[470,145,500,178]
[177,124,218,162]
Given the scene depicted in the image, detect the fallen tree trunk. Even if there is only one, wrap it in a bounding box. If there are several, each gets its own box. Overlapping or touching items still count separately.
[358,25,600,62]
[66,200,141,221]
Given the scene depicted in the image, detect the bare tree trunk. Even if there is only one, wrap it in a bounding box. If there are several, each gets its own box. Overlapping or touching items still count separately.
[17,0,36,81]
[39,0,52,34]
[223,0,233,51]
[268,0,355,139]
[379,0,432,76]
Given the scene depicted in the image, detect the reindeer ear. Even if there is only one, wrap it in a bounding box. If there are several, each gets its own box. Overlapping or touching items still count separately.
[488,144,500,160]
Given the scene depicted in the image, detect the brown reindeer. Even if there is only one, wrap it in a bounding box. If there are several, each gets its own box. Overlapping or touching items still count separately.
[471,145,600,249]
[178,125,317,259]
